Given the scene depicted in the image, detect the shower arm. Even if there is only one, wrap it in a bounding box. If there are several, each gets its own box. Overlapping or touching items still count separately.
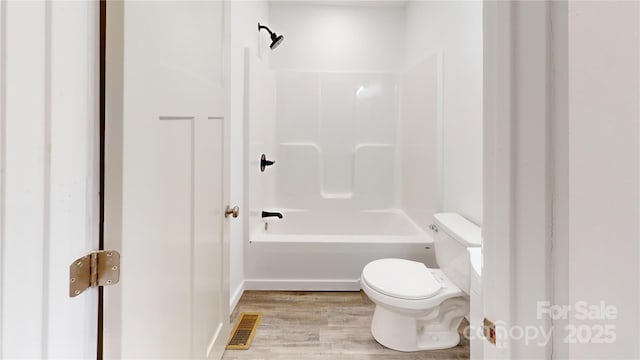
[258,23,275,36]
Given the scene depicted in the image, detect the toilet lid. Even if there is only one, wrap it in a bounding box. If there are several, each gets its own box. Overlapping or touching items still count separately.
[362,259,442,300]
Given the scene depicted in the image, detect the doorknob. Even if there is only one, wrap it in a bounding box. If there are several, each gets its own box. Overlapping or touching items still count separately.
[225,205,239,218]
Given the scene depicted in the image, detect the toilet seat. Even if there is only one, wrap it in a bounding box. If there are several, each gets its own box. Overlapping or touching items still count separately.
[362,259,442,300]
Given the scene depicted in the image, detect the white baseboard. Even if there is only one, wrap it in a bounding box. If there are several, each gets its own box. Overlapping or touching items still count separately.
[244,278,361,291]
[229,280,245,313]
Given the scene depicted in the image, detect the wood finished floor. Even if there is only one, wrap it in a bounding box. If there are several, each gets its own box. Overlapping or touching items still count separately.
[222,291,470,360]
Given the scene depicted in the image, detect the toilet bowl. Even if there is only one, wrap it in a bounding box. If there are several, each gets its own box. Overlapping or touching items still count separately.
[360,213,481,352]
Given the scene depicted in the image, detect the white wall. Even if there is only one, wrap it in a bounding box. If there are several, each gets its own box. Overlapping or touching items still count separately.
[229,0,270,311]
[567,2,639,358]
[404,1,483,225]
[269,4,404,72]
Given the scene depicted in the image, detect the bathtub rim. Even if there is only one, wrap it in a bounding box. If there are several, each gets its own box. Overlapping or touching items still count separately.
[249,208,433,244]
[250,227,434,244]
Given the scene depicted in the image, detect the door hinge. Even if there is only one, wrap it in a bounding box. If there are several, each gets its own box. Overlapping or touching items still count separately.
[69,250,121,298]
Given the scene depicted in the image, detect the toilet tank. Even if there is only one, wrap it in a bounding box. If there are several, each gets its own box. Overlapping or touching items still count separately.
[432,213,481,294]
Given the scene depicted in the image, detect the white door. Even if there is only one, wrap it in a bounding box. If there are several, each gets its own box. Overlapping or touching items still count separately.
[0,1,100,358]
[103,1,231,359]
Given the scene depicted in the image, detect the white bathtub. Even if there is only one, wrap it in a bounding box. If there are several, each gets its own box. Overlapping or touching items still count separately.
[253,210,429,242]
[244,209,436,292]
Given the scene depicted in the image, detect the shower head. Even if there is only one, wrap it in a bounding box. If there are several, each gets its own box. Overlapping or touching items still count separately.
[270,34,284,50]
[258,23,284,50]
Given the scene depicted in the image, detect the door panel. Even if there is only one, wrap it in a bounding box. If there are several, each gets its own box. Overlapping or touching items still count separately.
[0,1,99,358]
[104,1,230,359]
[194,120,225,358]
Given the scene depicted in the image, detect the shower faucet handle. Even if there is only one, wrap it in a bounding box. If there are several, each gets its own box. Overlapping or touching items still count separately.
[260,154,275,172]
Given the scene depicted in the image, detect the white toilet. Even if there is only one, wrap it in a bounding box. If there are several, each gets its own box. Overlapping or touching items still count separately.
[360,213,481,352]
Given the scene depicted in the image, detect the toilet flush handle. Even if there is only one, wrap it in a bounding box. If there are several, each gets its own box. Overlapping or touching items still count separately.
[429,224,439,233]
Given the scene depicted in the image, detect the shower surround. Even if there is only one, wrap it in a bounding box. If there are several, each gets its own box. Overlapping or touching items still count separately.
[244,50,436,292]
[275,71,398,209]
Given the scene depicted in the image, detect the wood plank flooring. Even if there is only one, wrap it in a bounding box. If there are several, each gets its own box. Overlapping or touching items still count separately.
[222,291,470,360]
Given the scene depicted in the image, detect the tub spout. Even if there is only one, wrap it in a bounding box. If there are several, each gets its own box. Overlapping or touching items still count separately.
[261,211,283,219]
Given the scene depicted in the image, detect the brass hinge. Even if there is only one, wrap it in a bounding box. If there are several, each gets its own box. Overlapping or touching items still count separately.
[69,250,121,298]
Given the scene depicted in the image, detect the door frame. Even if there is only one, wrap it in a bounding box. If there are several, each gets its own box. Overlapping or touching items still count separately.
[98,0,107,358]
[482,1,566,358]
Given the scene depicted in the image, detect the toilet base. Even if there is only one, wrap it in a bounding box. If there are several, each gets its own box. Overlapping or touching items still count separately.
[370,297,469,352]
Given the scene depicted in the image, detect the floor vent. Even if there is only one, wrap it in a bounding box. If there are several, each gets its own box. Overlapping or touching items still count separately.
[226,312,262,350]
